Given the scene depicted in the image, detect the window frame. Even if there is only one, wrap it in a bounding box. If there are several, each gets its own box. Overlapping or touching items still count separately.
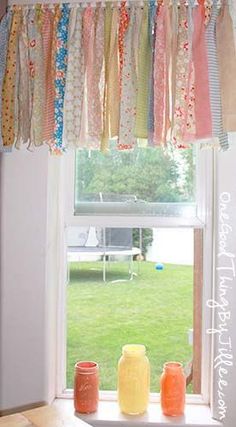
[57,146,215,408]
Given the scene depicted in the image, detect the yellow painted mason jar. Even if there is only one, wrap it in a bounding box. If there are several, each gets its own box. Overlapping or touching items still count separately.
[118,344,150,415]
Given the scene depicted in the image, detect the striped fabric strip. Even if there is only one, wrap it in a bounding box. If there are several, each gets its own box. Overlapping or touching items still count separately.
[216,1,236,132]
[206,1,229,151]
[42,6,55,144]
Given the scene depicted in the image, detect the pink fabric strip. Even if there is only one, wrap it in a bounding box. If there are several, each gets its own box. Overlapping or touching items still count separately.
[192,2,212,139]
[42,7,55,144]
[153,4,166,145]
[118,1,130,92]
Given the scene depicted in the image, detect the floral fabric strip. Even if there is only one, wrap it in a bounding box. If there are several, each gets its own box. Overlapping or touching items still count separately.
[87,6,104,143]
[27,9,37,149]
[84,8,104,148]
[2,7,22,150]
[118,1,129,92]
[101,5,120,151]
[31,7,45,148]
[0,11,11,151]
[52,3,70,154]
[118,6,137,150]
[153,3,167,145]
[171,2,195,147]
[64,7,84,148]
[192,0,212,139]
[78,5,94,147]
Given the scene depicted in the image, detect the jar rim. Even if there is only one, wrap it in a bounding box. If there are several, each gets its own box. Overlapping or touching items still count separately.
[164,361,183,370]
[122,344,146,356]
[75,361,98,373]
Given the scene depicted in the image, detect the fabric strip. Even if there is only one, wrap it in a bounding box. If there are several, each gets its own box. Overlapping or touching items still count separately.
[192,0,212,139]
[52,3,70,153]
[216,1,236,132]
[101,5,120,151]
[118,6,137,150]
[206,1,229,151]
[16,8,30,148]
[135,5,150,139]
[42,6,55,144]
[0,11,11,152]
[2,7,22,150]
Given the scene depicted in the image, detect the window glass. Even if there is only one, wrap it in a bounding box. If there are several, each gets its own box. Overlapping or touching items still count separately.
[74,145,196,216]
[66,227,197,393]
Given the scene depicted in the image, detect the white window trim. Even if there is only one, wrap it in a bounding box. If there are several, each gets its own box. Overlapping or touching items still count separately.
[53,398,222,427]
[56,147,215,411]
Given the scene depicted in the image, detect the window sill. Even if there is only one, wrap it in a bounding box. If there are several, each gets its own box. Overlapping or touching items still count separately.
[53,399,222,427]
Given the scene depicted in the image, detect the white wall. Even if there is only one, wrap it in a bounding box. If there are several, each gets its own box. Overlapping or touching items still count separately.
[0,148,60,411]
[146,228,193,265]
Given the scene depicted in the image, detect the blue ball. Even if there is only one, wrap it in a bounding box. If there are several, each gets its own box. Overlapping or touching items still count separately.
[155,263,164,270]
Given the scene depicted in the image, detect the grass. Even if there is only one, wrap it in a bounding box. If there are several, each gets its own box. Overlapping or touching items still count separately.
[67,261,193,392]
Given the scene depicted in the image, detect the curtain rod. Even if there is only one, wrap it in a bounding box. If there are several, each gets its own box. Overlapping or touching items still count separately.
[7,0,153,4]
[6,0,223,7]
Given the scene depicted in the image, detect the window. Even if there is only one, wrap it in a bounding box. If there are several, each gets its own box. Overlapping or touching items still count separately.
[74,145,197,218]
[60,146,213,406]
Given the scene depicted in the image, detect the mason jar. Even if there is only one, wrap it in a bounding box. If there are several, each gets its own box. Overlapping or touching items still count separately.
[74,361,99,414]
[160,362,186,416]
[118,344,150,415]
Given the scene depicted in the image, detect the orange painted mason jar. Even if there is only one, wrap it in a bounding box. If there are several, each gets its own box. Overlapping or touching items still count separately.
[118,344,150,415]
[160,362,186,417]
[74,361,99,414]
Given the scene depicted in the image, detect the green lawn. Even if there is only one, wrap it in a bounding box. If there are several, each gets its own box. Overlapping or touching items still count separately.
[67,261,193,392]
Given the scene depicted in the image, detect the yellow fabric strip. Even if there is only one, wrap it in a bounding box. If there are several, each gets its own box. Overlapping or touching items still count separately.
[2,7,22,149]
[108,7,120,139]
[134,5,150,139]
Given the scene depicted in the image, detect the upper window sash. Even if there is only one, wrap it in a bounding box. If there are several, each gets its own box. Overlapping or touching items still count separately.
[64,146,213,229]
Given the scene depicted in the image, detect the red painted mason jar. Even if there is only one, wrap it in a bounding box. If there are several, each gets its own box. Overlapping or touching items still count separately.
[74,361,99,414]
[160,362,186,417]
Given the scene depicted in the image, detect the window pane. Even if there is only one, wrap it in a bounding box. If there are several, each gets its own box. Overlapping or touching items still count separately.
[66,227,198,393]
[74,146,196,216]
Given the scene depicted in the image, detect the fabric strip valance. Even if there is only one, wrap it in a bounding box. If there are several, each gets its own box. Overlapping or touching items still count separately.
[0,0,236,155]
